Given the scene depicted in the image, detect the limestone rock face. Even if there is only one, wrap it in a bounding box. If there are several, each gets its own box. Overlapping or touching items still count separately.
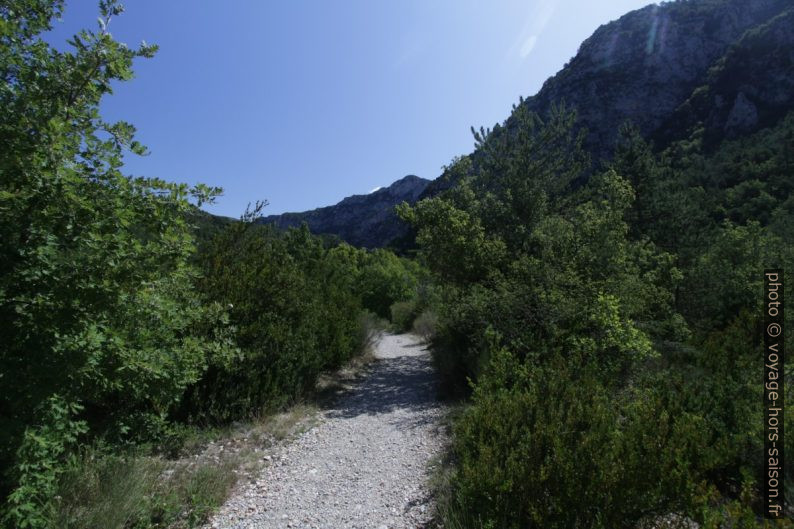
[260,175,429,248]
[421,0,794,202]
[519,0,791,160]
[725,92,759,133]
[657,7,794,147]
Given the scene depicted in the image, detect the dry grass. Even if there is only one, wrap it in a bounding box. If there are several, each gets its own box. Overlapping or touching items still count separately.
[52,403,321,529]
[412,310,439,342]
[54,452,239,529]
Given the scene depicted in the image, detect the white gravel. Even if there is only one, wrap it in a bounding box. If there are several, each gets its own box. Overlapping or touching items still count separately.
[207,333,448,529]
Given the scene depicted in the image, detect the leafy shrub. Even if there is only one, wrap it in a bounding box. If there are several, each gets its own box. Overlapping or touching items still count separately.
[0,2,230,524]
[390,299,418,331]
[354,249,425,319]
[450,347,621,529]
[3,398,87,529]
[182,215,381,424]
[447,342,735,529]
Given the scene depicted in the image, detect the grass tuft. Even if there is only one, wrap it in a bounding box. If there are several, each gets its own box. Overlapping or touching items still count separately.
[54,451,238,529]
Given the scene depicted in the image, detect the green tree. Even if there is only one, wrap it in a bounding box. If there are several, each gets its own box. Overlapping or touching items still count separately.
[184,210,364,424]
[354,249,423,319]
[0,2,227,525]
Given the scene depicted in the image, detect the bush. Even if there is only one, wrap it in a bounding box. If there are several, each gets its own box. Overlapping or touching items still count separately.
[182,220,364,424]
[412,310,439,341]
[449,347,616,529]
[0,3,231,524]
[357,310,387,354]
[390,299,418,331]
[447,345,716,529]
[355,249,425,319]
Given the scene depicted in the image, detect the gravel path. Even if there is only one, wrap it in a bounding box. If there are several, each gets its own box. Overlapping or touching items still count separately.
[207,333,449,529]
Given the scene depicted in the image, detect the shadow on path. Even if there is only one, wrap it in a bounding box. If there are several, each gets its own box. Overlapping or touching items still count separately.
[323,341,441,424]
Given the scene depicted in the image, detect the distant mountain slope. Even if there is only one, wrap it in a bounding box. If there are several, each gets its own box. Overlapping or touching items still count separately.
[259,175,430,248]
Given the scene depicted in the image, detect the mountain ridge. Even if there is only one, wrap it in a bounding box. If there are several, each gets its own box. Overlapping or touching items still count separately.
[259,174,429,248]
[421,0,793,198]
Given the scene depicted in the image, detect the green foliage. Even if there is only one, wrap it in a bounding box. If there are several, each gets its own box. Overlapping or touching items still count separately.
[448,345,769,528]
[405,104,794,526]
[3,397,87,529]
[182,208,365,423]
[390,299,418,332]
[181,203,413,425]
[451,347,637,528]
[353,248,424,319]
[397,185,507,286]
[52,450,238,529]
[0,2,230,525]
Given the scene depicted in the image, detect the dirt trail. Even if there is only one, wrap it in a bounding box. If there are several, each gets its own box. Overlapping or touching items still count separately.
[207,333,448,529]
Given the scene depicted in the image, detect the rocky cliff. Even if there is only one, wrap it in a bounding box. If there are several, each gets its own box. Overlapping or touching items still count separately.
[655,6,794,148]
[521,0,791,160]
[423,0,794,199]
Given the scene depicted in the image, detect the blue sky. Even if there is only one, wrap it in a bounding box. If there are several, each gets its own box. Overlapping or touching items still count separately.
[49,0,654,217]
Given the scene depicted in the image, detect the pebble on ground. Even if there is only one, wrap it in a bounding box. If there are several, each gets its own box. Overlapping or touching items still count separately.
[206,333,449,529]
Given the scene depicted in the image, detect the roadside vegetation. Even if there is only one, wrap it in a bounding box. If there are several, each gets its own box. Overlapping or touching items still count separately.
[0,3,421,527]
[398,103,794,528]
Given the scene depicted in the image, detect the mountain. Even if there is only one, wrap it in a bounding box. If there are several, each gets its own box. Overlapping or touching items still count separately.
[423,0,794,198]
[259,175,430,248]
[261,0,794,248]
[522,0,789,159]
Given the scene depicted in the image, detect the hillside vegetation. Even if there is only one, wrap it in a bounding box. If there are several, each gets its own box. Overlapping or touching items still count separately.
[398,101,794,528]
[395,2,794,524]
